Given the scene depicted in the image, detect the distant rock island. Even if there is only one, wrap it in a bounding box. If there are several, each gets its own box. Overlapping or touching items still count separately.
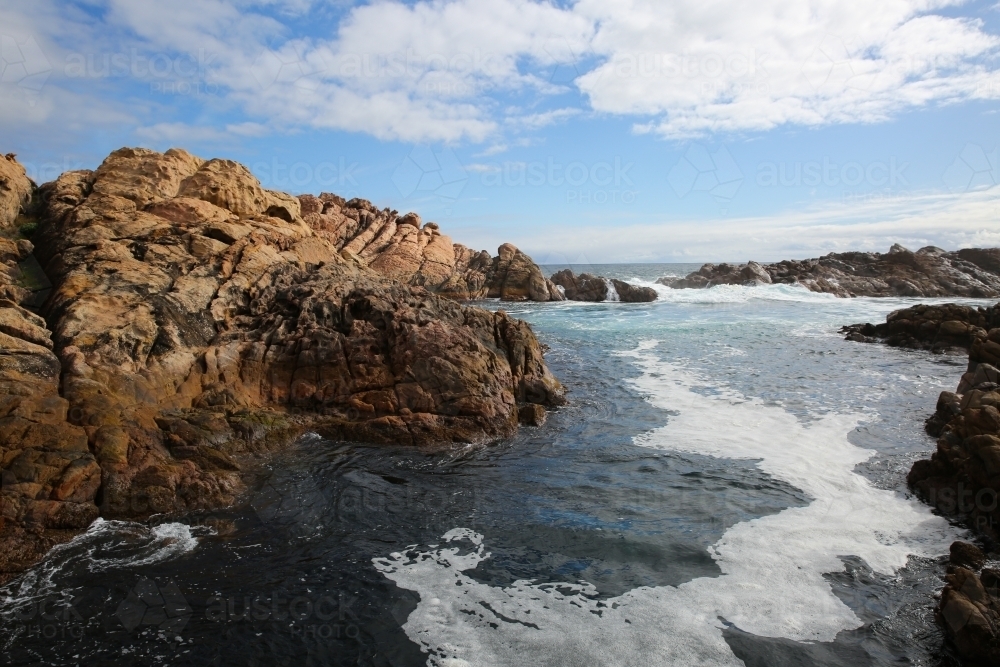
[658,244,1000,297]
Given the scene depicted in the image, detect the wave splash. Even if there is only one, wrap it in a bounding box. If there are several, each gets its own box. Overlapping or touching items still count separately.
[374,341,958,667]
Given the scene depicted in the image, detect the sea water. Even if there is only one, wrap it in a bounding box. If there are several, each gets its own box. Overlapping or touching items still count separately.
[1,263,990,666]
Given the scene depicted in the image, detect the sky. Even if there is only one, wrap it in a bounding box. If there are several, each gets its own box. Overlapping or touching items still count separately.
[1,0,999,263]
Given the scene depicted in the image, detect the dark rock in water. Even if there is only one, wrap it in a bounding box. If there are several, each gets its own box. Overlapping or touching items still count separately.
[657,260,771,289]
[657,246,1000,297]
[841,302,1000,353]
[550,270,656,302]
[0,147,566,582]
[951,540,986,570]
[611,279,657,303]
[896,311,1000,663]
[938,545,1000,665]
[518,403,547,426]
[550,269,608,301]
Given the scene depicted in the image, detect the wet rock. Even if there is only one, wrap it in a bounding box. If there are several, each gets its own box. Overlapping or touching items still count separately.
[841,302,1000,353]
[951,540,986,570]
[938,545,1000,664]
[518,403,547,427]
[550,269,608,301]
[549,270,656,303]
[611,279,657,303]
[659,246,1000,297]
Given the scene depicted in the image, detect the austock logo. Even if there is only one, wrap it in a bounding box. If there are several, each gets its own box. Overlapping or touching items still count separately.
[116,577,192,635]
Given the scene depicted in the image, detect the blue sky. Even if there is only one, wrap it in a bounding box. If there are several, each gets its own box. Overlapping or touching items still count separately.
[1,0,999,262]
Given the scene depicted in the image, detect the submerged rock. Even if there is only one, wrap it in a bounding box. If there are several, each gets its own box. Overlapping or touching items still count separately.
[658,246,1000,297]
[0,148,566,581]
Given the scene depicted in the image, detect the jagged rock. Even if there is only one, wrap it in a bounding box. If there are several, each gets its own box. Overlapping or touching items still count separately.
[0,147,566,581]
[611,279,657,303]
[0,153,33,229]
[937,543,1000,664]
[659,246,1000,297]
[841,302,1000,352]
[487,243,561,302]
[549,270,656,303]
[550,270,608,301]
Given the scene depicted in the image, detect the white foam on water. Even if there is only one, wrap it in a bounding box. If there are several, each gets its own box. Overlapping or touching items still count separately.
[603,278,620,302]
[1,519,205,612]
[626,279,842,305]
[374,341,960,667]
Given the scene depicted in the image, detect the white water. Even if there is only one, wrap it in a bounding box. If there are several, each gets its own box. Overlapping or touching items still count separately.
[1,519,204,613]
[603,278,620,302]
[374,341,961,666]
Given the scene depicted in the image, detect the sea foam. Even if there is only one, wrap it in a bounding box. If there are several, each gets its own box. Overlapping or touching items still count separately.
[374,341,959,666]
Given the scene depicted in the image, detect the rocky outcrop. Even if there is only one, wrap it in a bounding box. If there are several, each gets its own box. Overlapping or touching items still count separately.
[0,147,566,582]
[849,303,1000,662]
[549,270,657,303]
[659,245,1000,297]
[611,279,658,303]
[841,303,1000,352]
[297,198,560,302]
[0,153,33,229]
[658,260,772,289]
[550,269,608,301]
[937,541,1000,664]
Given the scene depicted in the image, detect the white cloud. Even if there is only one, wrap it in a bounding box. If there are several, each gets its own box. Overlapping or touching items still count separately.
[2,0,1000,144]
[574,0,1000,137]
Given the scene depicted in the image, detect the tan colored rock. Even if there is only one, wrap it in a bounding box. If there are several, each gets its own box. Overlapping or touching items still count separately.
[1,146,567,581]
[0,153,33,229]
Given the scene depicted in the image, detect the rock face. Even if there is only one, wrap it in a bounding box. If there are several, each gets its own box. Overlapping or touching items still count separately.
[658,260,772,289]
[611,279,658,303]
[658,246,1000,297]
[549,269,657,303]
[0,153,33,229]
[0,147,566,582]
[841,303,1000,352]
[297,198,561,302]
[849,303,1000,662]
[938,541,1000,664]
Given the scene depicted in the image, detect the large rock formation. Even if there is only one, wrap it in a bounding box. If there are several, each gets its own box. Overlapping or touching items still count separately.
[549,269,657,303]
[0,153,33,229]
[841,303,1000,352]
[297,197,562,303]
[658,245,1000,297]
[0,147,565,582]
[845,303,1000,661]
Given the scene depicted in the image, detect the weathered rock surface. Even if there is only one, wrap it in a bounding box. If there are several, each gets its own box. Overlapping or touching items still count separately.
[549,269,657,303]
[611,279,658,303]
[0,147,566,582]
[297,198,560,302]
[0,153,33,230]
[847,303,1000,662]
[841,303,1000,353]
[937,541,1000,664]
[658,245,1000,297]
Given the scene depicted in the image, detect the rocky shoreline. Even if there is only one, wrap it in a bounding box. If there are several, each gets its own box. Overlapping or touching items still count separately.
[659,245,1000,297]
[844,302,1000,662]
[0,148,581,582]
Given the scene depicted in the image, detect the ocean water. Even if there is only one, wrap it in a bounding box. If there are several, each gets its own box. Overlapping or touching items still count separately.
[2,264,992,666]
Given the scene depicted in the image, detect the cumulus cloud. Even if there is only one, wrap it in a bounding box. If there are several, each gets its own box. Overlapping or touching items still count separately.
[575,0,1000,137]
[3,0,1000,143]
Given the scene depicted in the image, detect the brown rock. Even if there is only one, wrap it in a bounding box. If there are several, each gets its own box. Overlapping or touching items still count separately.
[0,153,33,229]
[0,146,567,581]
